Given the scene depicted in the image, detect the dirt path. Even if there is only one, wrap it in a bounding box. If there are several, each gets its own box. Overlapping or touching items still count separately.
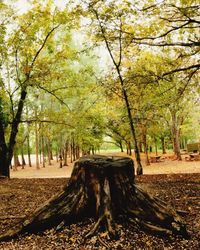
[10,152,200,178]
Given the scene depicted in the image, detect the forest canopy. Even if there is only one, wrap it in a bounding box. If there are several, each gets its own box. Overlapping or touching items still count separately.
[0,0,199,177]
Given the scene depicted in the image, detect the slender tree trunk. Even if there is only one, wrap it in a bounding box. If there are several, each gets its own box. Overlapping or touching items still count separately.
[56,148,58,162]
[93,10,142,175]
[154,137,158,156]
[35,120,40,169]
[63,141,68,166]
[122,87,142,175]
[119,140,123,152]
[39,140,42,164]
[70,143,73,163]
[92,147,95,155]
[16,155,21,166]
[184,138,187,150]
[26,106,32,168]
[76,145,80,160]
[41,136,45,168]
[128,141,132,155]
[59,153,63,168]
[13,153,18,171]
[171,112,182,160]
[161,136,166,154]
[142,129,150,166]
[72,138,76,161]
[139,141,143,153]
[50,148,53,160]
[47,138,52,166]
[21,146,26,169]
[27,127,32,167]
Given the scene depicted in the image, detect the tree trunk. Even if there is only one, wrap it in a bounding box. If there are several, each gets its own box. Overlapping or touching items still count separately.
[50,148,53,160]
[0,122,9,177]
[161,136,167,154]
[119,140,123,152]
[122,88,143,175]
[0,155,188,241]
[0,89,27,177]
[70,143,73,163]
[15,155,21,167]
[171,113,182,160]
[21,146,26,169]
[13,152,20,171]
[154,137,158,156]
[59,154,63,168]
[127,141,132,156]
[35,120,40,169]
[92,9,143,175]
[139,141,143,153]
[41,136,46,168]
[141,125,150,166]
[76,145,80,159]
[143,133,150,166]
[63,141,68,166]
[27,129,32,167]
[47,138,52,166]
[72,138,76,161]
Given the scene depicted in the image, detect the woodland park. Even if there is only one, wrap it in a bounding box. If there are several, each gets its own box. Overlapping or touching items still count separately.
[0,0,200,249]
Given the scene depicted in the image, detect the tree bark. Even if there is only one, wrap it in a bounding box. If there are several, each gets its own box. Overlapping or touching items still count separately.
[0,155,188,242]
[142,125,150,166]
[0,89,27,177]
[27,127,32,167]
[161,136,167,154]
[119,140,123,152]
[41,135,46,168]
[47,138,52,166]
[35,120,40,169]
[63,141,69,166]
[154,137,158,156]
[21,146,26,169]
[0,121,9,177]
[13,152,20,171]
[143,135,150,166]
[171,112,182,160]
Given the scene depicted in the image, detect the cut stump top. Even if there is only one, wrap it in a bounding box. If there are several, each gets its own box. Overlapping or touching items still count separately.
[72,155,135,180]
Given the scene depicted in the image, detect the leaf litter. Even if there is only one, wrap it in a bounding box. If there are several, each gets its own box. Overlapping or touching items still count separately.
[0,174,199,249]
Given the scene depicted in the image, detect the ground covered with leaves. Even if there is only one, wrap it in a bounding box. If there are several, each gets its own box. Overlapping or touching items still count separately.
[0,174,199,249]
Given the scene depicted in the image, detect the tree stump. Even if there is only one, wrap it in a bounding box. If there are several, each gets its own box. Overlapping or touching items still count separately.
[0,155,188,241]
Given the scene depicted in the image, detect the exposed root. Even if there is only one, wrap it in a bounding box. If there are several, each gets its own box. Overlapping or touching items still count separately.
[86,216,103,238]
[0,216,25,220]
[98,235,111,249]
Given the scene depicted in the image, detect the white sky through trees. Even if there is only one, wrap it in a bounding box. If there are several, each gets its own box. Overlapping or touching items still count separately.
[5,0,69,13]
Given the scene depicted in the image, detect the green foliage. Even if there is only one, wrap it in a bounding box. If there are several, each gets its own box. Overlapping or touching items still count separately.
[0,0,199,163]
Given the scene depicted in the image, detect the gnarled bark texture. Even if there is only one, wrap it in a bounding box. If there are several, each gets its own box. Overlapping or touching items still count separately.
[0,155,188,241]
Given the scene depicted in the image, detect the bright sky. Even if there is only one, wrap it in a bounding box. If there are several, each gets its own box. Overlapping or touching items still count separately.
[6,0,69,13]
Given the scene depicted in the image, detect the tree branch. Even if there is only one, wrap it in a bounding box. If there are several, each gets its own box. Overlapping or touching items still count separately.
[162,63,200,76]
[36,85,71,112]
[19,119,74,127]
[29,25,60,75]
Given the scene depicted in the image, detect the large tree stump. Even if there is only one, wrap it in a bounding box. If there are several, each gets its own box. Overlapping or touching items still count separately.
[0,155,188,241]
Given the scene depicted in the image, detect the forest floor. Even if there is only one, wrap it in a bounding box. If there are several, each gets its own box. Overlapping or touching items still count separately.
[0,152,199,249]
[0,174,199,249]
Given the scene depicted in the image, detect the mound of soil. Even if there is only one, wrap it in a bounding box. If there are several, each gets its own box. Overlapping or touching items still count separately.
[0,174,199,249]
